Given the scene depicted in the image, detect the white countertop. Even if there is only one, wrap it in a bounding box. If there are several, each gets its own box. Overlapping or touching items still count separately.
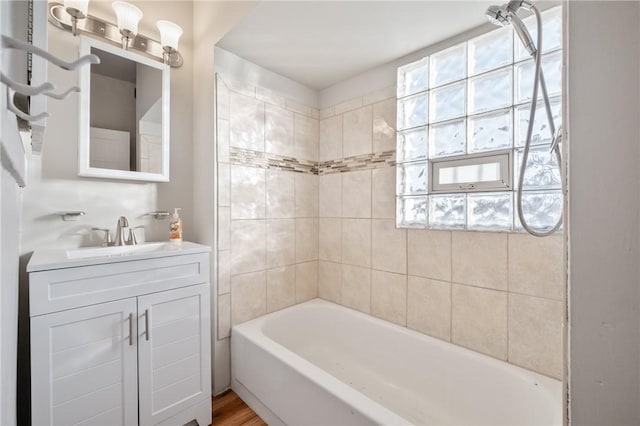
[27,241,211,272]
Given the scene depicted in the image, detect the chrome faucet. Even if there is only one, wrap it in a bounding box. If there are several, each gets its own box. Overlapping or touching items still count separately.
[92,217,143,247]
[114,216,129,246]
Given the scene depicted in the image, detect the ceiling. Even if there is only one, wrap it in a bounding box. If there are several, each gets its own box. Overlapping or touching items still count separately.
[217,1,496,90]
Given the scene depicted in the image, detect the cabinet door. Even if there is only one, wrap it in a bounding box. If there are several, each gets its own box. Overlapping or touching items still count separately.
[31,298,138,426]
[137,284,211,425]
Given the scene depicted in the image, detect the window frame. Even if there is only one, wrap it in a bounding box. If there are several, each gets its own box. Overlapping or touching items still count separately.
[430,150,513,194]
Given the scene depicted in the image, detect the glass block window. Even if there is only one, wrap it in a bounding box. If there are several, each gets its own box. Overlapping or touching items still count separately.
[395,6,562,232]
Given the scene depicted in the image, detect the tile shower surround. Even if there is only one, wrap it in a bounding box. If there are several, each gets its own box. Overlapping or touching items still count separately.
[216,76,564,380]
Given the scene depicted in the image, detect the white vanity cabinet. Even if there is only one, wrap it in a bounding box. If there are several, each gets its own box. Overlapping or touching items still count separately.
[27,242,212,426]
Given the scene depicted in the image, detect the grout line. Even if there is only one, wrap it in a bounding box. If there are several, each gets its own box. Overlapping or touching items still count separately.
[506,233,510,359]
[450,230,453,342]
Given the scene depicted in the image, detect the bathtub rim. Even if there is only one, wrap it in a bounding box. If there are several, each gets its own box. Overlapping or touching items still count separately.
[231,298,562,425]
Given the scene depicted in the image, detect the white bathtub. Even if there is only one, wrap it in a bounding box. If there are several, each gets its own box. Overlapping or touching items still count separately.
[231,299,562,426]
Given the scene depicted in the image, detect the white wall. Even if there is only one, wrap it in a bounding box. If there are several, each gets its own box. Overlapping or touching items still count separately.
[20,1,194,257]
[1,1,29,424]
[191,0,259,395]
[567,1,640,424]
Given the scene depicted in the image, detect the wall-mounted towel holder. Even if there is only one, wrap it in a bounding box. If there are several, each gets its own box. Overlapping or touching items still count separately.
[147,211,171,220]
[1,34,99,123]
[57,211,86,221]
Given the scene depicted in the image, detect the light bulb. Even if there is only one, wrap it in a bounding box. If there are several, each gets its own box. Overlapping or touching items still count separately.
[63,0,89,18]
[63,0,90,36]
[156,20,183,52]
[112,1,143,49]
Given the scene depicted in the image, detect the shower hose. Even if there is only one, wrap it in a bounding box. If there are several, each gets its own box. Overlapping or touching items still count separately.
[518,5,564,237]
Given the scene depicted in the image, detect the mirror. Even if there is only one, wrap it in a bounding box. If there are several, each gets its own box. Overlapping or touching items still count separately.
[78,36,170,182]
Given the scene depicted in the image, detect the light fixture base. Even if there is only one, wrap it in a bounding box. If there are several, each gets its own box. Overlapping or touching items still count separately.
[48,2,183,68]
[162,46,183,67]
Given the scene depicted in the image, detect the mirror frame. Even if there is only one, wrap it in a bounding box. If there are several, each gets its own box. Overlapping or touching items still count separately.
[78,36,170,182]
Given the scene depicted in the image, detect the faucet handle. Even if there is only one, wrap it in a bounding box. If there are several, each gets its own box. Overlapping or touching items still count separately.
[91,227,112,247]
[127,225,144,245]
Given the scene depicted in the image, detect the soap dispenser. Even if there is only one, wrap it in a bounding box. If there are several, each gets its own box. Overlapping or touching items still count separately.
[169,208,183,242]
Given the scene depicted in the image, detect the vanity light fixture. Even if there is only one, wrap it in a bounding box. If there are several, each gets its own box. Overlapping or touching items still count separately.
[48,1,184,67]
[112,1,143,50]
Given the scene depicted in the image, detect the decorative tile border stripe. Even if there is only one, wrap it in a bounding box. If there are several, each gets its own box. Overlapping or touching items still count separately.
[318,151,396,175]
[230,147,318,174]
[229,147,396,175]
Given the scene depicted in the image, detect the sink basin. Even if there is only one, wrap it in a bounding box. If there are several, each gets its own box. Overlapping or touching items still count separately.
[66,242,182,260]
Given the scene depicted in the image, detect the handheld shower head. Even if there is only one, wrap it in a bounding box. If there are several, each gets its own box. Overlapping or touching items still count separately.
[485,5,509,27]
[485,1,537,56]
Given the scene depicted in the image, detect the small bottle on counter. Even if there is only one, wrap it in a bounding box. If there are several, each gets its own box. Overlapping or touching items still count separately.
[169,208,183,242]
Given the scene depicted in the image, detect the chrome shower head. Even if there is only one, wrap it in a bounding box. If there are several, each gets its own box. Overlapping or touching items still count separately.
[485,1,537,56]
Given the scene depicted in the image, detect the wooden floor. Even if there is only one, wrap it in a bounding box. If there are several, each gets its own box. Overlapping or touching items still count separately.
[212,390,267,426]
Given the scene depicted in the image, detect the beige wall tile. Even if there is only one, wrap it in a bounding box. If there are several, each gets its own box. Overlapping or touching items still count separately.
[320,174,342,218]
[407,230,451,281]
[372,219,407,274]
[218,207,230,251]
[509,234,564,300]
[231,270,266,325]
[266,265,295,313]
[266,170,295,219]
[256,86,286,109]
[342,170,372,218]
[296,261,319,302]
[319,218,342,262]
[371,270,407,326]
[218,250,230,295]
[295,218,319,262]
[218,163,230,207]
[343,105,373,157]
[217,118,230,163]
[266,219,295,268]
[295,174,319,218]
[452,231,508,291]
[509,293,563,379]
[319,261,341,303]
[287,99,313,117]
[342,265,371,313]
[265,103,294,157]
[372,167,395,219]
[231,220,266,275]
[294,114,319,161]
[229,92,264,151]
[231,166,266,219]
[319,115,343,161]
[226,78,256,97]
[342,218,371,267]
[218,293,231,339]
[334,97,363,115]
[452,284,508,360]
[320,107,335,119]
[372,99,397,152]
[363,86,396,105]
[407,276,451,341]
